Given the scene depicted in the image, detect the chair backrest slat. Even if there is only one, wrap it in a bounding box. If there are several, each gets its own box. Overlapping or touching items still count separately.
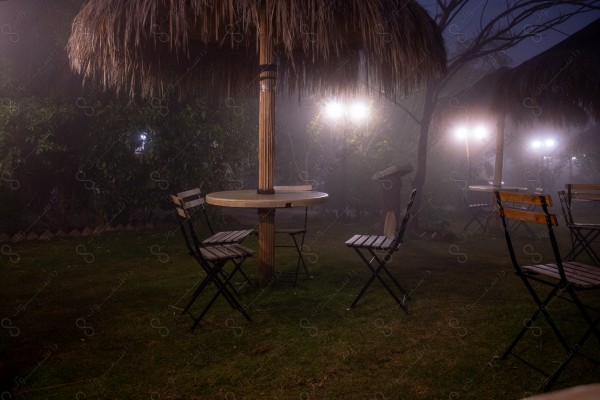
[503,208,558,226]
[171,190,209,259]
[173,205,185,218]
[180,197,204,209]
[495,190,569,284]
[175,187,214,234]
[497,191,553,207]
[566,183,600,203]
[177,187,203,199]
[557,190,574,226]
[566,183,600,191]
[495,191,556,226]
[171,194,184,207]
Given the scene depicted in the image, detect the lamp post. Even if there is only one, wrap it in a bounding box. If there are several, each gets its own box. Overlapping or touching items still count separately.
[323,98,370,220]
[530,137,556,167]
[530,136,557,192]
[454,123,489,186]
[569,156,577,181]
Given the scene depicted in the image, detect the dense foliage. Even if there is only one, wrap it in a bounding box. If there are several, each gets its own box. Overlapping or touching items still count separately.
[0,58,257,233]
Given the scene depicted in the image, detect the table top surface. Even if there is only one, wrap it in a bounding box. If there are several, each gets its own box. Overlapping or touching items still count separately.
[469,184,529,193]
[523,383,600,400]
[206,189,329,208]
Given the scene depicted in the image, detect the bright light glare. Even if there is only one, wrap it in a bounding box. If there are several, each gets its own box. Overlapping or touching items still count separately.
[454,124,487,141]
[324,101,344,121]
[473,125,488,140]
[531,137,556,150]
[455,126,468,141]
[348,101,369,123]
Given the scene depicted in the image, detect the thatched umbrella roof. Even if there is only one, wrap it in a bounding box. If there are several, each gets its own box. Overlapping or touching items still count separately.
[67,0,446,100]
[67,0,447,285]
[495,17,600,124]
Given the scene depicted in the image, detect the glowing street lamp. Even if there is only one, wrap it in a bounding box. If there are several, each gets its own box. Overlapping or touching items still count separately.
[324,99,370,124]
[322,98,370,220]
[324,100,345,121]
[530,136,556,167]
[453,123,489,185]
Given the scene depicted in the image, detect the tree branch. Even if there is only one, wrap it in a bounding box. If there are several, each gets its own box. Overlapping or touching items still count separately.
[441,0,600,83]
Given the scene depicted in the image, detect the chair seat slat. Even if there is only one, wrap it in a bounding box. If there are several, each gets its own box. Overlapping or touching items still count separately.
[354,235,371,246]
[372,236,388,248]
[345,235,362,246]
[363,235,379,247]
[199,246,222,260]
[203,231,228,244]
[219,231,242,243]
[231,230,253,242]
[523,263,600,288]
[380,237,394,249]
[203,230,252,245]
[231,243,255,255]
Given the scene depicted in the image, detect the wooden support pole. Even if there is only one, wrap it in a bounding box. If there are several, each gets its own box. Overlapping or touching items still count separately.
[494,118,505,187]
[257,9,276,286]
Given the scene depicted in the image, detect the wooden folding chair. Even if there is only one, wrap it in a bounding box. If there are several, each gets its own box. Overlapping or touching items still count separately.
[559,184,600,265]
[345,189,417,313]
[172,192,254,331]
[495,190,600,391]
[176,188,254,286]
[273,185,313,286]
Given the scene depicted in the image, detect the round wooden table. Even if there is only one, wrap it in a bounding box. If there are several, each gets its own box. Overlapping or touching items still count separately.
[468,184,529,193]
[206,189,328,285]
[522,384,600,400]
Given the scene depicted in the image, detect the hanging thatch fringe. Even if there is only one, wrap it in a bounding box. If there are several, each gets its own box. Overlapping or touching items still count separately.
[68,0,447,100]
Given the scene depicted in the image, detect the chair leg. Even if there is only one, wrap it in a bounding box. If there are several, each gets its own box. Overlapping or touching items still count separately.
[350,266,378,308]
[496,282,595,392]
[463,215,483,233]
[220,260,252,296]
[291,233,310,287]
[499,284,570,360]
[218,264,252,322]
[182,271,213,315]
[568,287,600,346]
[567,229,600,264]
[541,288,600,391]
[349,249,410,314]
[187,262,252,331]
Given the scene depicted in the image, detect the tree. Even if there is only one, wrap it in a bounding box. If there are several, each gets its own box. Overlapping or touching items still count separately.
[394,0,600,228]
[0,0,259,234]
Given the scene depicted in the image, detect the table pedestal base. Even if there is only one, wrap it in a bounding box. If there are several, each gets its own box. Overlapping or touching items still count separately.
[258,208,275,286]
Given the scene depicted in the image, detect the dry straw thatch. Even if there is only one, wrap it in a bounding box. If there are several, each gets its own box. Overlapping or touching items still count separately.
[435,18,600,130]
[67,0,447,100]
[496,17,600,125]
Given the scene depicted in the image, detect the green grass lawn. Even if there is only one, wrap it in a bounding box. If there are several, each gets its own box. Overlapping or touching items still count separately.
[1,214,599,399]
